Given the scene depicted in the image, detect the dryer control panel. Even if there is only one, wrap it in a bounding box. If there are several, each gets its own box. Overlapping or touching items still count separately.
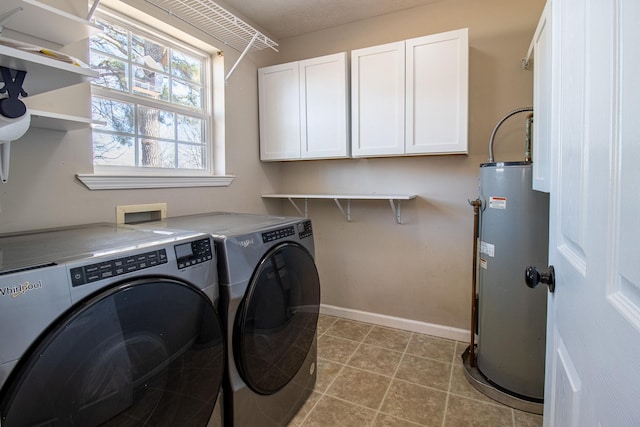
[174,238,213,269]
[262,226,295,243]
[70,249,168,287]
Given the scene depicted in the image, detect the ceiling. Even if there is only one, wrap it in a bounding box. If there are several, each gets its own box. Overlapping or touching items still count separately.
[219,0,442,40]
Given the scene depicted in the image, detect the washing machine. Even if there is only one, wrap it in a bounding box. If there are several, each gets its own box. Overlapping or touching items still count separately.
[0,223,226,427]
[134,213,321,427]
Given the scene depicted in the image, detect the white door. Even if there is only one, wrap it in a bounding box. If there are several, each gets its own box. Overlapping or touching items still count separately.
[542,0,640,425]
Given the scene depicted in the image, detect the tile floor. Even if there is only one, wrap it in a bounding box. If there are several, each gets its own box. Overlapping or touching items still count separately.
[289,315,543,427]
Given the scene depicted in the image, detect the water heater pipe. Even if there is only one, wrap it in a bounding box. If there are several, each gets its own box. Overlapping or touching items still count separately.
[468,198,482,367]
[487,107,533,163]
[524,113,534,162]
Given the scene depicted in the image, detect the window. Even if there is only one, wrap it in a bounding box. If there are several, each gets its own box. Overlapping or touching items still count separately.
[89,10,212,176]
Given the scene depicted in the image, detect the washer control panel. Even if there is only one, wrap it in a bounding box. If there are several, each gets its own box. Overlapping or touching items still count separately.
[174,238,213,269]
[297,220,313,239]
[70,249,168,287]
[262,226,295,243]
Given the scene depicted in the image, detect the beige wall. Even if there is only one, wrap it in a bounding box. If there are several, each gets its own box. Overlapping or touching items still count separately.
[0,0,544,333]
[257,0,545,330]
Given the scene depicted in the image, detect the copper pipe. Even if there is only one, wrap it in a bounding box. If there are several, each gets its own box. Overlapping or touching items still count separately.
[468,198,482,367]
[524,113,534,162]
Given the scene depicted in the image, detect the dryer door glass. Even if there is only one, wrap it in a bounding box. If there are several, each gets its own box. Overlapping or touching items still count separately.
[235,242,320,395]
[0,278,224,427]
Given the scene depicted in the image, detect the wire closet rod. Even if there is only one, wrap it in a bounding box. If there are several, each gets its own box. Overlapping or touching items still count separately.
[143,0,278,54]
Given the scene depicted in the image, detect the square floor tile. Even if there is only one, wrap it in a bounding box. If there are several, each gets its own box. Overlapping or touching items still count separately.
[405,334,456,363]
[317,335,360,363]
[514,409,543,427]
[315,358,343,392]
[395,353,452,391]
[301,395,377,427]
[327,366,392,409]
[380,379,447,426]
[444,394,513,427]
[448,364,496,404]
[348,343,403,377]
[325,318,373,341]
[317,315,338,336]
[363,326,412,352]
[373,413,423,426]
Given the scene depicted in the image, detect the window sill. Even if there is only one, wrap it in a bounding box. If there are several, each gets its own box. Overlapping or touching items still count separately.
[76,174,235,190]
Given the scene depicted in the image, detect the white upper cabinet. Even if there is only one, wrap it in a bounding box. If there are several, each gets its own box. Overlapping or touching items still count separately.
[352,28,469,158]
[258,52,349,161]
[406,29,468,155]
[530,2,552,193]
[351,41,405,157]
[299,53,349,159]
[258,61,301,160]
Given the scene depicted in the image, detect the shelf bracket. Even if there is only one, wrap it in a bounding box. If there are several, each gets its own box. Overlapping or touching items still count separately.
[87,0,102,21]
[285,197,307,217]
[389,199,403,224]
[333,198,352,222]
[225,32,258,83]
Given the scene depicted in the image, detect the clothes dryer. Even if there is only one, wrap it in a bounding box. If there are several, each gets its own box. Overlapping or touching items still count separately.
[135,213,321,427]
[0,223,225,427]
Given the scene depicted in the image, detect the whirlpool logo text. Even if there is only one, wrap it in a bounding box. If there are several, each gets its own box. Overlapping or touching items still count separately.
[0,280,43,298]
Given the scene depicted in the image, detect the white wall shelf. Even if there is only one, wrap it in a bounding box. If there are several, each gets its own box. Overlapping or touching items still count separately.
[262,194,416,224]
[0,45,97,96]
[2,0,100,46]
[29,109,102,131]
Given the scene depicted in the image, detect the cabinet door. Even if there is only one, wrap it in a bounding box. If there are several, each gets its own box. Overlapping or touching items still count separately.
[351,41,405,157]
[299,52,349,159]
[531,2,552,192]
[406,28,468,154]
[258,61,301,161]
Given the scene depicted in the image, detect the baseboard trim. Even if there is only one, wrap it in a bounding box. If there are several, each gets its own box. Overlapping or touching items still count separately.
[320,304,470,343]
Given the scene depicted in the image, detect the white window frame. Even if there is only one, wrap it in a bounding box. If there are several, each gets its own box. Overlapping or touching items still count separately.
[78,5,232,190]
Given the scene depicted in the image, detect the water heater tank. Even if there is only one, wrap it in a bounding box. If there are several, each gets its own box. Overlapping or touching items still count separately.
[476,161,549,401]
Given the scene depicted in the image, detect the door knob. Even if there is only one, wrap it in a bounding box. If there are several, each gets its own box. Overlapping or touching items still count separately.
[525,265,555,293]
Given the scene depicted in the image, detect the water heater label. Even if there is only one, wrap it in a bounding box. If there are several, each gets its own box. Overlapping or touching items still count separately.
[479,258,488,269]
[480,241,495,257]
[489,196,507,209]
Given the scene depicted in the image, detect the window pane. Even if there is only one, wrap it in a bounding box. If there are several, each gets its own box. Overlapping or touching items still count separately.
[172,51,201,83]
[177,115,203,143]
[178,144,204,169]
[131,34,169,73]
[138,107,175,139]
[90,53,129,92]
[172,80,202,108]
[139,139,169,168]
[92,98,134,134]
[132,66,169,101]
[91,19,128,59]
[93,133,136,166]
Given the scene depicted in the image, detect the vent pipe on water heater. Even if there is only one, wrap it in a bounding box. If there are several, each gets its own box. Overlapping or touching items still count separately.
[462,107,549,415]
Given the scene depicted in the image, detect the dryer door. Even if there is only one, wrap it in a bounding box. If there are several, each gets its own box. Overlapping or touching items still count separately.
[0,278,225,427]
[235,242,320,395]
